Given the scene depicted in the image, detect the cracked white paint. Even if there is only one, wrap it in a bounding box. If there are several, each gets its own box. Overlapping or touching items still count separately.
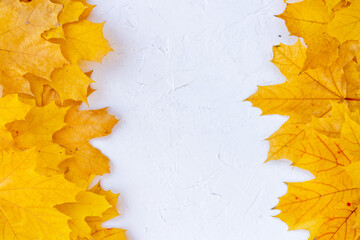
[85,0,312,239]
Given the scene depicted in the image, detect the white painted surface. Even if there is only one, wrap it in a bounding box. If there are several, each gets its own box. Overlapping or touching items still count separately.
[85,0,313,239]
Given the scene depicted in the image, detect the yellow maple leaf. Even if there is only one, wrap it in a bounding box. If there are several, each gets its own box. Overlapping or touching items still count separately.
[326,0,343,11]
[266,102,360,163]
[34,142,68,176]
[247,40,360,122]
[303,33,339,70]
[85,183,127,240]
[279,0,329,41]
[248,0,360,238]
[0,0,67,96]
[328,1,360,43]
[58,143,111,185]
[7,102,69,149]
[52,0,88,24]
[50,64,94,103]
[56,190,110,239]
[0,94,31,125]
[6,0,111,103]
[265,117,307,162]
[289,130,351,175]
[275,171,360,239]
[43,18,111,102]
[0,149,81,239]
[267,104,360,179]
[0,0,124,238]
[61,20,113,63]
[308,102,359,137]
[0,94,31,150]
[53,107,118,184]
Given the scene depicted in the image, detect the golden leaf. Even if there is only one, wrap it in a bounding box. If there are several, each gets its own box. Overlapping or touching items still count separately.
[86,183,126,240]
[248,0,360,238]
[303,33,339,70]
[61,20,113,63]
[275,171,360,239]
[8,102,68,148]
[54,107,118,184]
[56,190,110,239]
[0,150,81,239]
[50,64,94,103]
[279,0,329,41]
[328,2,360,43]
[52,0,88,24]
[247,40,360,122]
[0,0,123,238]
[0,0,67,95]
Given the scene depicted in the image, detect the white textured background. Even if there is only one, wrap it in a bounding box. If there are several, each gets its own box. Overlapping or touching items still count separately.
[85,0,313,239]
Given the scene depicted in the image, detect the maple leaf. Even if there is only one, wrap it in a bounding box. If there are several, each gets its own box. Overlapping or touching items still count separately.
[56,190,110,239]
[7,102,69,149]
[279,0,357,70]
[42,19,112,102]
[53,106,118,184]
[50,64,94,103]
[275,171,360,240]
[326,0,343,11]
[0,94,31,150]
[328,1,360,43]
[0,0,124,238]
[0,150,81,239]
[34,141,68,176]
[52,0,88,24]
[278,0,330,41]
[268,109,360,238]
[303,33,339,70]
[0,0,110,103]
[248,0,360,238]
[85,183,127,240]
[265,101,360,163]
[247,41,360,122]
[265,116,307,162]
[0,0,67,96]
[60,20,113,63]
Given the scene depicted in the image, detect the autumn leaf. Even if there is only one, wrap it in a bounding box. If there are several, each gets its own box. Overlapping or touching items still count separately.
[275,171,360,240]
[265,117,307,162]
[7,102,68,149]
[53,106,118,185]
[60,20,113,64]
[50,64,94,103]
[279,0,329,41]
[53,0,88,24]
[56,190,110,239]
[0,0,67,96]
[328,1,360,43]
[303,33,339,70]
[86,183,127,240]
[288,125,349,176]
[0,0,124,238]
[42,19,112,102]
[326,0,343,11]
[0,94,31,150]
[31,142,67,176]
[0,150,81,239]
[0,0,111,103]
[265,102,360,163]
[247,0,360,238]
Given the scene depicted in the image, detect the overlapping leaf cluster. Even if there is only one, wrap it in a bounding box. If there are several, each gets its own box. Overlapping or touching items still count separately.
[0,0,125,239]
[247,0,360,239]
